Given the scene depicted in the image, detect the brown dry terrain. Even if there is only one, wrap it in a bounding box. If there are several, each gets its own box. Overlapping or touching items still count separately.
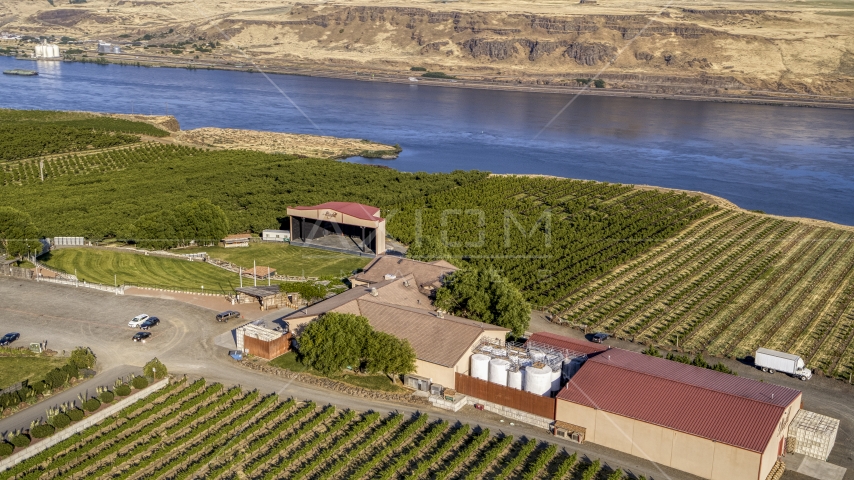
[1,0,853,100]
[91,113,398,159]
[173,127,399,158]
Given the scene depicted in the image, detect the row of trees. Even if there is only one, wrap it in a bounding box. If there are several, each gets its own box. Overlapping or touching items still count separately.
[387,176,711,305]
[0,142,487,242]
[298,312,416,380]
[0,207,42,258]
[125,199,230,249]
[435,267,531,336]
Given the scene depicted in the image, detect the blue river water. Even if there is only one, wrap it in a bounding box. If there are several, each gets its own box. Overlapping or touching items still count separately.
[2,56,854,225]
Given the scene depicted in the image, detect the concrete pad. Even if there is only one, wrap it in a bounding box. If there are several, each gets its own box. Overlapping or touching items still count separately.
[787,453,847,480]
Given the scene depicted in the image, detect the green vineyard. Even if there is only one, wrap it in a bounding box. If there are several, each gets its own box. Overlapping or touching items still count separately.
[1,378,611,480]
[550,209,854,379]
[0,143,486,237]
[386,176,715,306]
[0,109,170,162]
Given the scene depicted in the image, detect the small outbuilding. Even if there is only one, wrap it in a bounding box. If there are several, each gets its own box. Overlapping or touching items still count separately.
[236,322,291,360]
[262,229,290,242]
[235,286,301,311]
[221,234,251,248]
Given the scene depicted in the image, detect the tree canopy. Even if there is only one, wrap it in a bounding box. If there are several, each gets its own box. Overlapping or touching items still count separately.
[128,199,229,249]
[435,268,530,336]
[0,206,42,258]
[143,357,168,380]
[298,312,416,379]
[405,235,451,263]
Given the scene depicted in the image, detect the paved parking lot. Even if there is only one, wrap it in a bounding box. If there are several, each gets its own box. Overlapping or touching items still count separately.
[1,277,851,479]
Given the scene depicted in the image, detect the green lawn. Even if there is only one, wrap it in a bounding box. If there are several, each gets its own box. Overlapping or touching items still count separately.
[42,248,246,294]
[0,356,67,390]
[180,243,370,279]
[268,352,405,393]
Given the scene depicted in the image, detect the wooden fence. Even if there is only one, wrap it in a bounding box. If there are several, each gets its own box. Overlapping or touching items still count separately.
[244,333,292,360]
[454,373,556,419]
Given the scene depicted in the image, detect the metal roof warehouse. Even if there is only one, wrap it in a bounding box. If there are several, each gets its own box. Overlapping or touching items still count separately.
[555,348,802,480]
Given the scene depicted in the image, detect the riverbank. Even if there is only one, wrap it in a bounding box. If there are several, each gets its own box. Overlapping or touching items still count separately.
[42,54,854,111]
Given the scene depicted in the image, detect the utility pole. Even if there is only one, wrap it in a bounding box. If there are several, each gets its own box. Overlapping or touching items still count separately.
[239,266,242,288]
[253,260,257,287]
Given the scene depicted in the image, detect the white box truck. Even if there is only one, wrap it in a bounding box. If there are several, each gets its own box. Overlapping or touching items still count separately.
[755,347,812,380]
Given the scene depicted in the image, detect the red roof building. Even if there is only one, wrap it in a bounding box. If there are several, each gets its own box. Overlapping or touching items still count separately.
[287,202,386,255]
[555,348,801,480]
[288,202,382,222]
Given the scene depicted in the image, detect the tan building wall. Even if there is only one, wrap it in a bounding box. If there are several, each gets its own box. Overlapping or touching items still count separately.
[711,442,761,480]
[758,393,802,480]
[555,399,773,480]
[415,359,455,388]
[594,410,635,454]
[671,431,716,479]
[631,420,675,466]
[452,330,510,378]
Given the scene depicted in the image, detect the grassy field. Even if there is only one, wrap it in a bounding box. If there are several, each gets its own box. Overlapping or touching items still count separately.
[3,378,593,479]
[42,248,247,294]
[0,356,67,390]
[268,352,404,392]
[180,243,370,278]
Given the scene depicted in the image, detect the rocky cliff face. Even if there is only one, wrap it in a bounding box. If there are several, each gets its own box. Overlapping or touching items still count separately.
[206,3,852,96]
[6,0,853,97]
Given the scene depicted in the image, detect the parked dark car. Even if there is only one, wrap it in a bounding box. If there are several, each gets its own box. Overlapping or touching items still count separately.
[591,332,610,344]
[0,332,20,346]
[139,317,160,330]
[132,331,152,342]
[216,311,241,323]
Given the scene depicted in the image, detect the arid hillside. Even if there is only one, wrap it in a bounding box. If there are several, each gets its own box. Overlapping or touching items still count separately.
[2,0,853,98]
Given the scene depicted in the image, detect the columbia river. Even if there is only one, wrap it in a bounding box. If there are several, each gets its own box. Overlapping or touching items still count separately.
[2,56,853,225]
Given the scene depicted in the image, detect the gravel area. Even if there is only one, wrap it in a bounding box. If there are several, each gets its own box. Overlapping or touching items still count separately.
[1,278,851,479]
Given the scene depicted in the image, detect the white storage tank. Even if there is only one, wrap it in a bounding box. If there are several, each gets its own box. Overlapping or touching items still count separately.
[507,369,523,390]
[488,358,510,386]
[524,366,552,396]
[470,354,490,381]
[550,367,562,393]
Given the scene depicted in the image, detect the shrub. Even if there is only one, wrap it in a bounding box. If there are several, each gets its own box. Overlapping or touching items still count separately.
[45,369,69,389]
[31,380,47,395]
[82,398,101,412]
[421,71,456,79]
[0,442,13,457]
[70,347,96,369]
[132,376,149,390]
[10,434,30,448]
[67,408,84,421]
[51,413,71,428]
[30,424,55,439]
[143,358,167,380]
[61,363,79,380]
[99,391,115,404]
[410,66,427,71]
[593,79,605,88]
[115,384,131,397]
